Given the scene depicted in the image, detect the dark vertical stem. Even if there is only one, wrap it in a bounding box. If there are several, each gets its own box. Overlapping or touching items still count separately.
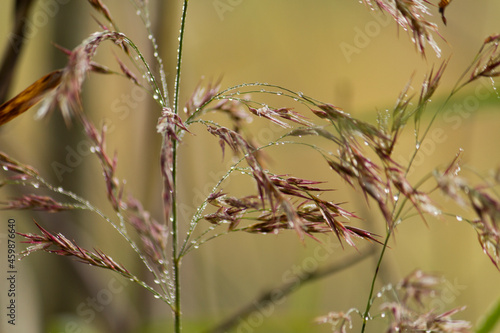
[0,0,36,103]
[172,1,189,332]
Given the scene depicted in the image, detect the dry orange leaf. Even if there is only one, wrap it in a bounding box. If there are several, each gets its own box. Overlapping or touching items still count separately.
[439,0,453,25]
[0,70,62,126]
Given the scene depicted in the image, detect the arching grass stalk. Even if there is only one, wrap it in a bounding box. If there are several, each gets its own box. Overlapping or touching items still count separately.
[360,171,435,332]
[170,1,189,332]
[360,39,500,331]
[359,92,452,333]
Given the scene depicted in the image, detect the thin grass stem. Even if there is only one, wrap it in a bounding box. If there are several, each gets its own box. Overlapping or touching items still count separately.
[170,1,189,332]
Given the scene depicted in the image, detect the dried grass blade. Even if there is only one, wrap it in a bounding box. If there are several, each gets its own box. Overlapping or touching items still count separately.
[0,70,63,126]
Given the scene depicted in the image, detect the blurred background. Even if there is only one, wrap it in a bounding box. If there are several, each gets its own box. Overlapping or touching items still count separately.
[0,0,500,332]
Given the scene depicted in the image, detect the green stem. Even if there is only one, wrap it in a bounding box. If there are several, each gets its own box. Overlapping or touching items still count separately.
[360,228,392,332]
[172,1,189,332]
[173,1,188,114]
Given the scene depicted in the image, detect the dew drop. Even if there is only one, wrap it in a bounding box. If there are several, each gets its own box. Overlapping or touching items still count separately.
[415,142,420,149]
[154,294,161,299]
[2,166,8,171]
[148,34,153,40]
[381,313,386,318]
[153,94,159,100]
[136,9,141,15]
[32,182,40,189]
[376,292,382,298]
[490,78,500,99]
[456,215,463,221]
[154,279,161,284]
[297,91,304,98]
[153,52,159,57]
[90,146,101,153]
[276,91,282,96]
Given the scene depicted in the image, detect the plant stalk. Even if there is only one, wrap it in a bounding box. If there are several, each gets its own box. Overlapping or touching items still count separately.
[360,228,392,333]
[172,1,189,332]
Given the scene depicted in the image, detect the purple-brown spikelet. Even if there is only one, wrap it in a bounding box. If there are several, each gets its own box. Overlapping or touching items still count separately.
[361,0,442,57]
[468,189,500,269]
[468,36,500,83]
[34,31,129,124]
[248,106,311,128]
[126,197,169,268]
[380,270,472,333]
[1,195,75,212]
[80,117,123,211]
[0,152,39,181]
[184,79,222,116]
[204,172,380,246]
[19,222,133,278]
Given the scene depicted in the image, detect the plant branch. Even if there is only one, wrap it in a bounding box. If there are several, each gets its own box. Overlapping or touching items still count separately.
[208,246,377,333]
[170,1,189,332]
[360,229,392,332]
